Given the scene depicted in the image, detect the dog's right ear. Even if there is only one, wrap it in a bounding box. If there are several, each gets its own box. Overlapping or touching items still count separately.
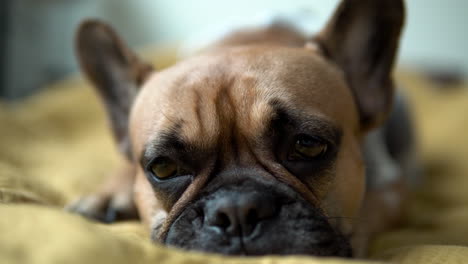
[76,20,153,159]
[314,0,405,131]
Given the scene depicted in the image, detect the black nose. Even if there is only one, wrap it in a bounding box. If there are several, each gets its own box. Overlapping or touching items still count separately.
[205,191,277,237]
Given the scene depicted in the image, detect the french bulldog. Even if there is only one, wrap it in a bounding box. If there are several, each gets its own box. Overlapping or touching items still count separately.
[69,0,415,258]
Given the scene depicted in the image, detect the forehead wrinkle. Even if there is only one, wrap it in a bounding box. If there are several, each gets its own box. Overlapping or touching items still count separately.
[178,65,235,150]
[231,70,282,140]
[181,66,275,164]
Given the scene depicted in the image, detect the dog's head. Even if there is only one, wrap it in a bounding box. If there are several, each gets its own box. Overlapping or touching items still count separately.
[76,0,404,257]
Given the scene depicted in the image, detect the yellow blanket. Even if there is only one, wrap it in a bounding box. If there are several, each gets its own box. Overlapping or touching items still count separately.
[1,49,468,263]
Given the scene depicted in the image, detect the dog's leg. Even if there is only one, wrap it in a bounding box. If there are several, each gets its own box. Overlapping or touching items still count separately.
[353,181,406,258]
[67,21,153,223]
[353,129,406,257]
[66,162,138,223]
[353,93,419,257]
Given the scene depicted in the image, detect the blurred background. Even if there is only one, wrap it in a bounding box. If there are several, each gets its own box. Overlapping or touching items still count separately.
[1,0,467,99]
[2,1,468,260]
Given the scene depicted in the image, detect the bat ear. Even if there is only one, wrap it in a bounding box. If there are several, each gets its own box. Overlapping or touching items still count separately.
[314,0,405,131]
[75,19,154,158]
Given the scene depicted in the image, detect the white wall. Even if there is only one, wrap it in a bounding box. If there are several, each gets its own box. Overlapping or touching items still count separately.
[5,0,467,98]
[107,0,467,72]
[401,0,468,71]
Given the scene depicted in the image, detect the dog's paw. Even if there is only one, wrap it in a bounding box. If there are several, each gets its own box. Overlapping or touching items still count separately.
[66,191,138,223]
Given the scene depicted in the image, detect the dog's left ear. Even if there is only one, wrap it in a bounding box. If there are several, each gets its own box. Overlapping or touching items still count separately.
[314,0,405,131]
[75,20,153,158]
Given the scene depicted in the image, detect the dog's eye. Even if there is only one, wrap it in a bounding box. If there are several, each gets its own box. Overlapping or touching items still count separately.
[290,135,328,160]
[150,158,178,179]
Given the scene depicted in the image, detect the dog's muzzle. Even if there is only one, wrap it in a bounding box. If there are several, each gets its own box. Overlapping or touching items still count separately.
[163,178,352,257]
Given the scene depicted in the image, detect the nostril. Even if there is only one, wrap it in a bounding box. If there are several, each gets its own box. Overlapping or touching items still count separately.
[213,211,231,230]
[205,192,278,237]
[245,208,258,227]
[242,208,260,236]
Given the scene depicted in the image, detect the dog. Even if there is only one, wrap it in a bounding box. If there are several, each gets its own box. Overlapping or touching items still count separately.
[68,0,414,258]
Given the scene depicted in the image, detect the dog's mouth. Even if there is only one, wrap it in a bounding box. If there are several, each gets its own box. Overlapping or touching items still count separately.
[160,180,352,257]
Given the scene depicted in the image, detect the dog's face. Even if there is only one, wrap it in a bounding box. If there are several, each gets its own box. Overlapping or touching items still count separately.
[76,0,404,257]
[131,48,361,256]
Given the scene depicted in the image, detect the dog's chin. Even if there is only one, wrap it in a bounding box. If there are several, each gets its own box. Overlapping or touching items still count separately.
[162,188,352,257]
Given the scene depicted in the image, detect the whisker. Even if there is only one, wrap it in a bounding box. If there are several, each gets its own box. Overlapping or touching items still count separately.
[326,216,366,221]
